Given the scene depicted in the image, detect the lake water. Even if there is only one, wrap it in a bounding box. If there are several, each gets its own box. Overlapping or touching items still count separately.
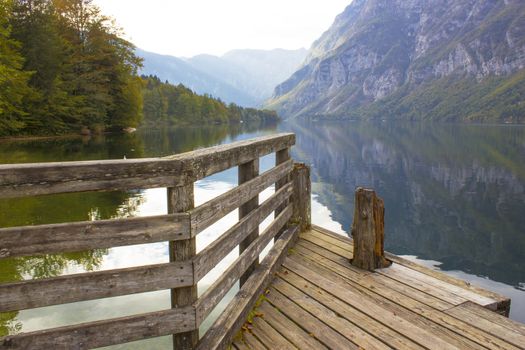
[0,121,524,348]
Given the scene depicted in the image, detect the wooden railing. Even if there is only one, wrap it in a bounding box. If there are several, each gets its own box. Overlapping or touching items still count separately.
[0,133,311,350]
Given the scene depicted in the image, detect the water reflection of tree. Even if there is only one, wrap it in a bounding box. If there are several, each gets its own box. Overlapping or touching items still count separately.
[289,121,525,288]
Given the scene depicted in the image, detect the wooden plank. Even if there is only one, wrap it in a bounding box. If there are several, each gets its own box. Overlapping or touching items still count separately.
[445,303,525,348]
[0,306,195,350]
[294,242,454,311]
[241,332,266,350]
[305,228,353,253]
[168,184,198,349]
[231,339,250,350]
[312,225,509,310]
[283,255,480,350]
[290,249,517,350]
[265,288,359,349]
[271,277,392,350]
[274,149,290,213]
[195,206,292,325]
[194,183,293,281]
[276,268,424,350]
[166,132,295,184]
[257,302,329,350]
[458,301,525,335]
[0,213,190,259]
[290,163,311,232]
[195,225,299,350]
[190,159,293,234]
[251,317,297,349]
[299,231,352,258]
[0,133,295,198]
[377,264,496,307]
[238,158,260,287]
[0,261,192,313]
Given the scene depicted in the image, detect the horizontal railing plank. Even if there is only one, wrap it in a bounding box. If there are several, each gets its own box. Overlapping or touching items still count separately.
[195,205,293,325]
[190,159,293,234]
[196,225,299,350]
[0,306,195,350]
[0,261,193,312]
[0,133,295,198]
[0,213,190,259]
[193,182,293,281]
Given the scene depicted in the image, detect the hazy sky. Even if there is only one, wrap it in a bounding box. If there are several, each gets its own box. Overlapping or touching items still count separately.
[93,0,351,57]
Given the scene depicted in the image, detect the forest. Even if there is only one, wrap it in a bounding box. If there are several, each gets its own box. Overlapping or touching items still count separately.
[0,0,278,137]
[142,76,279,126]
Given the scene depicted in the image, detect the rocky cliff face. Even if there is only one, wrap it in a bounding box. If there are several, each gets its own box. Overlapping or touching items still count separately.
[268,0,525,121]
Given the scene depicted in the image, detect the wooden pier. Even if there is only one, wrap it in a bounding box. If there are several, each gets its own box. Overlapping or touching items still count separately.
[0,133,523,349]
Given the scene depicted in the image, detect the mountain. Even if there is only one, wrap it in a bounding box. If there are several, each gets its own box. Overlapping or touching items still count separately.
[136,49,258,107]
[267,0,525,122]
[137,48,307,107]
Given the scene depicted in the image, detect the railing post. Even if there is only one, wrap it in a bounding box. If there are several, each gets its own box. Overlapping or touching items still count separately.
[238,159,260,286]
[351,187,391,271]
[275,147,291,239]
[291,163,311,232]
[168,183,198,350]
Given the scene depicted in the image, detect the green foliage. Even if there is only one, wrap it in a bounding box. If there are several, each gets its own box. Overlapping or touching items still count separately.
[0,0,34,135]
[141,75,279,125]
[0,0,143,136]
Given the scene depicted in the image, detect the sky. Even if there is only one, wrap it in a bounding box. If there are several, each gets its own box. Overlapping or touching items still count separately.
[93,0,351,58]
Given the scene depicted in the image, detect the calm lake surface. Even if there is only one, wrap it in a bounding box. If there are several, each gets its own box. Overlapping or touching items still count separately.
[0,121,524,348]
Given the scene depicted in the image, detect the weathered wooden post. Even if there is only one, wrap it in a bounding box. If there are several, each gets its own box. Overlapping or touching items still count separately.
[351,187,391,270]
[291,163,311,232]
[168,184,198,349]
[275,147,291,240]
[239,159,260,286]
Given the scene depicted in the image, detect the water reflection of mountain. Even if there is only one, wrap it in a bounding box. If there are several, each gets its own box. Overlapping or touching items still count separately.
[286,121,525,288]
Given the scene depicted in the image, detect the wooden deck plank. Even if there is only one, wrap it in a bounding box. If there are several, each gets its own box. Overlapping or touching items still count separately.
[307,227,500,309]
[265,288,360,349]
[294,241,454,310]
[298,232,351,258]
[378,264,497,307]
[275,269,424,350]
[445,303,525,348]
[229,227,520,350]
[242,331,267,350]
[284,254,484,350]
[458,302,525,335]
[311,225,508,307]
[257,302,328,350]
[232,339,250,350]
[293,245,519,350]
[272,276,393,350]
[250,317,297,349]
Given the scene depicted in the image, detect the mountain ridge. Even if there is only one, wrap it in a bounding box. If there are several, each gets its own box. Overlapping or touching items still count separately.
[137,47,307,107]
[267,0,525,123]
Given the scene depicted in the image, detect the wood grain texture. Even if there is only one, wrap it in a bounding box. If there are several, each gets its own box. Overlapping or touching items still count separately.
[0,213,190,259]
[274,148,291,240]
[190,159,292,234]
[291,163,311,232]
[351,187,390,270]
[168,184,198,350]
[193,182,293,281]
[257,302,329,349]
[196,225,299,350]
[0,306,195,350]
[194,205,293,325]
[0,262,193,313]
[0,133,295,198]
[238,159,260,287]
